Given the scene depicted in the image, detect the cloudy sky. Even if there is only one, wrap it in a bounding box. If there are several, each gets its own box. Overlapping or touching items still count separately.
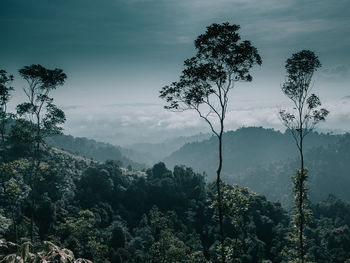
[1,0,349,145]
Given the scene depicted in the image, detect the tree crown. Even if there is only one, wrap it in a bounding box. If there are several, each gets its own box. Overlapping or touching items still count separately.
[160,22,261,139]
[282,50,321,103]
[15,65,67,139]
[279,50,328,141]
[160,23,261,113]
[19,64,66,91]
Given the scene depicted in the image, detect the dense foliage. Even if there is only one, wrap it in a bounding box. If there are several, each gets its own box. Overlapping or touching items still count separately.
[1,144,350,262]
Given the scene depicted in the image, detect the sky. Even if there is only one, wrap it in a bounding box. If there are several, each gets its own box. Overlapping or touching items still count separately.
[1,0,349,145]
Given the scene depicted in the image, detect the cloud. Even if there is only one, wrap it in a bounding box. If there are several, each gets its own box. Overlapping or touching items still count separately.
[254,19,337,42]
[103,103,159,108]
[320,65,349,80]
[325,97,350,120]
[186,0,291,13]
[63,104,205,145]
[62,97,350,145]
[225,107,281,129]
[175,36,193,44]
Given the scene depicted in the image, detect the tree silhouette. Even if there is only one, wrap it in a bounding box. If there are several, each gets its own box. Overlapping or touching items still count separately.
[14,64,67,241]
[279,50,329,263]
[160,22,261,262]
[0,70,14,162]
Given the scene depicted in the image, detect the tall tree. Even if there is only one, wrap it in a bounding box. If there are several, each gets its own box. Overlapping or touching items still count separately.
[160,22,261,262]
[0,70,14,162]
[14,64,67,241]
[279,50,329,263]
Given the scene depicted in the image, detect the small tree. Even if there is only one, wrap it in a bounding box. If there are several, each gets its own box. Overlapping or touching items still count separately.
[0,70,14,162]
[13,64,67,241]
[160,22,261,262]
[279,50,329,263]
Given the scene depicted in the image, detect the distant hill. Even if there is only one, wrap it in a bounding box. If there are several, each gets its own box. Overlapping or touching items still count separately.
[122,132,211,165]
[46,133,211,169]
[238,133,350,206]
[164,127,340,178]
[46,134,145,170]
[163,127,346,205]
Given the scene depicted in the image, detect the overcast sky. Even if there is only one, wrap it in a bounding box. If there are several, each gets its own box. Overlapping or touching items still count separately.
[1,0,349,145]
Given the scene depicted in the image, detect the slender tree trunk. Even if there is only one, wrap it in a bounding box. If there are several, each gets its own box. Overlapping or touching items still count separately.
[29,164,35,242]
[27,150,35,243]
[299,134,305,263]
[30,141,41,242]
[217,130,225,263]
[30,114,42,242]
[29,149,38,242]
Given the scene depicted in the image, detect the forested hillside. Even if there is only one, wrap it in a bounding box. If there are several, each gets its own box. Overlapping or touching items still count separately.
[163,127,346,205]
[46,127,350,207]
[2,145,350,262]
[46,135,145,170]
[46,133,211,168]
[238,133,350,205]
[164,127,340,177]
